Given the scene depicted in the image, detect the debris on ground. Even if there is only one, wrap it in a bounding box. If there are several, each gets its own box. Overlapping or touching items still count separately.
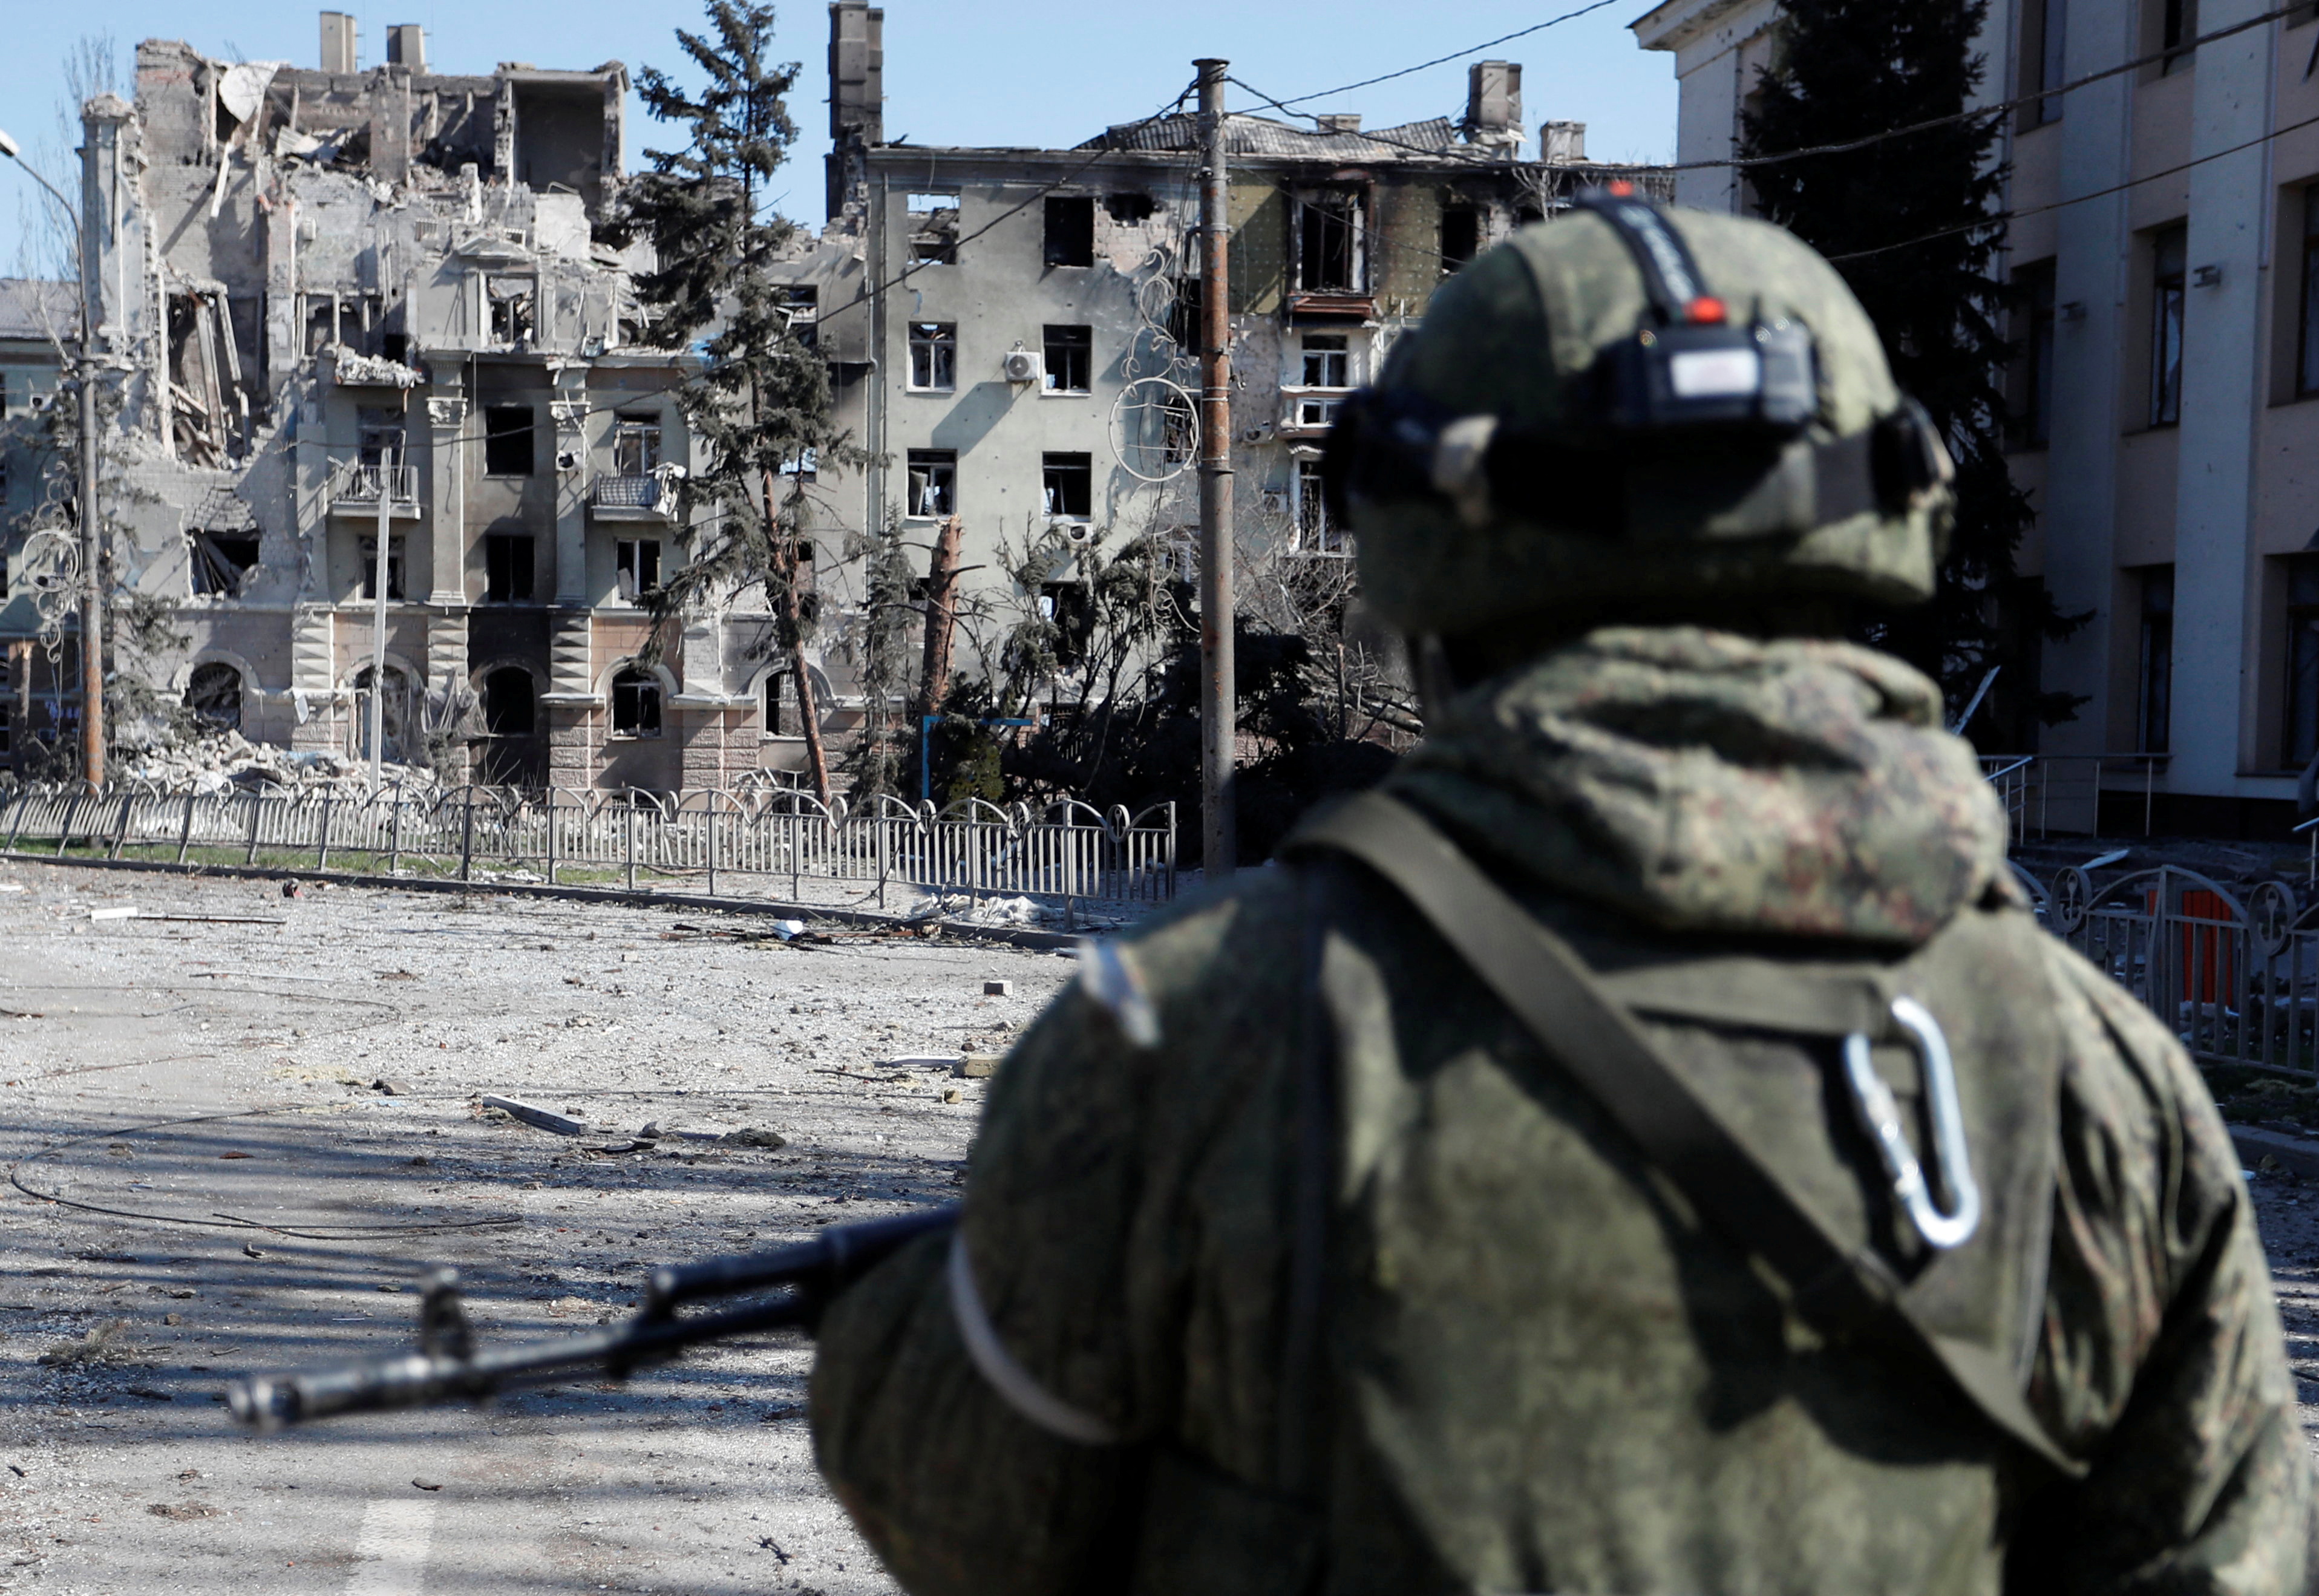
[983,980,1013,996]
[38,1322,132,1367]
[114,727,435,795]
[478,1094,591,1135]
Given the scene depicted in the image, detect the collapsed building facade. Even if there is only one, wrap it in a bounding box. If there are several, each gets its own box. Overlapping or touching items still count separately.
[2,6,1664,794]
[2,16,804,791]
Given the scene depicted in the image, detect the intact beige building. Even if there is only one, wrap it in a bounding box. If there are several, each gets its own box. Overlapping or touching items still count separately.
[1637,0,2319,835]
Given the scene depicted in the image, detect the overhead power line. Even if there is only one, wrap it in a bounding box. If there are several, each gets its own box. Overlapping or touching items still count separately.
[1272,0,1628,108]
[1827,104,2319,263]
[1683,0,2304,171]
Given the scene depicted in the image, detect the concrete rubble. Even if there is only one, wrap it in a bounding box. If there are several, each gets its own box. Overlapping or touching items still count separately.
[113,727,435,793]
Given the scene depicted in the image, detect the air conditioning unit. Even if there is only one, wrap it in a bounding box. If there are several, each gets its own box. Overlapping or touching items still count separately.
[1003,348,1042,385]
[1050,518,1094,545]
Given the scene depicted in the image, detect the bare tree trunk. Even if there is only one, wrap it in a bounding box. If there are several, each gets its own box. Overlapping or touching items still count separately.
[915,514,963,725]
[763,469,831,808]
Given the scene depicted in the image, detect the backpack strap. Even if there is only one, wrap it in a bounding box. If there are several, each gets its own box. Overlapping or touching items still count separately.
[1284,790,2084,1480]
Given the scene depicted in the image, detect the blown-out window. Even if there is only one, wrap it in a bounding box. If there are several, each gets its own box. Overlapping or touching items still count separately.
[611,667,662,737]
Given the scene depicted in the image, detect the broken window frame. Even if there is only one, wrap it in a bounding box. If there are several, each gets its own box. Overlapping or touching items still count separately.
[615,538,663,603]
[183,661,245,731]
[612,411,662,479]
[906,192,961,266]
[905,450,958,519]
[1044,195,1096,269]
[358,407,408,468]
[1038,581,1096,669]
[1295,457,1347,555]
[1167,278,1203,361]
[907,323,958,391]
[774,286,820,349]
[358,535,408,600]
[610,666,664,738]
[483,406,537,477]
[480,666,538,737]
[1295,190,1368,295]
[1301,334,1351,390]
[1042,453,1093,522]
[1042,325,1093,394]
[762,671,788,737]
[487,276,538,347]
[483,533,535,603]
[188,530,262,598]
[1440,203,1481,273]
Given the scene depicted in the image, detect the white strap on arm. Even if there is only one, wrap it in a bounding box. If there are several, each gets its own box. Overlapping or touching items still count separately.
[946,1229,1124,1447]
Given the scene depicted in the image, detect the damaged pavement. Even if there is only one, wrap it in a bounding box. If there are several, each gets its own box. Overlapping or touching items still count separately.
[0,859,1073,1594]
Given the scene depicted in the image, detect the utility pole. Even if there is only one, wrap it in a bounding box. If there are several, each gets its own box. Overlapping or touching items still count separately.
[0,126,104,788]
[1195,59,1237,879]
[76,333,100,790]
[368,405,402,793]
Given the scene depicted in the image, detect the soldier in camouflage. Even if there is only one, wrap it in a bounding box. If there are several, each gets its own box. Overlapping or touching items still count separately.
[808,191,2312,1594]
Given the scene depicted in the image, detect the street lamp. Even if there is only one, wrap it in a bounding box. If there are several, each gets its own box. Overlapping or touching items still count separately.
[0,125,105,790]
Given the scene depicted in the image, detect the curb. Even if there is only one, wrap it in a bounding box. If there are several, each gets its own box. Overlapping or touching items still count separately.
[0,851,1090,952]
[2229,1124,2319,1182]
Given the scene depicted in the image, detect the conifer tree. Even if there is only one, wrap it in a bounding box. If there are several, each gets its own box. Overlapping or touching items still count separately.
[624,2,860,803]
[1741,0,2083,740]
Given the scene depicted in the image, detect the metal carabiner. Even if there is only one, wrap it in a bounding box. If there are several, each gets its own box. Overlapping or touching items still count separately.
[1840,996,1981,1251]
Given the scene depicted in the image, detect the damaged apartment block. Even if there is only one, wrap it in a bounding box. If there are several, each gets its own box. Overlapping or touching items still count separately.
[2,13,821,791]
[774,5,1668,705]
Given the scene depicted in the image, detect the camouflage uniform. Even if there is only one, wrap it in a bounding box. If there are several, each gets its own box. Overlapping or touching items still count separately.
[809,200,2313,1594]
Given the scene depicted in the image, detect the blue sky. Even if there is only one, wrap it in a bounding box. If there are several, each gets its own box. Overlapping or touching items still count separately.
[0,1,1678,266]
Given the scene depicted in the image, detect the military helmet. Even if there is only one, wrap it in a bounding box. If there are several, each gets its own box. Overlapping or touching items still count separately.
[1325,186,1954,639]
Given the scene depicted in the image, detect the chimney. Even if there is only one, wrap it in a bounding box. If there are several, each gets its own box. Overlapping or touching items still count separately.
[1464,60,1523,146]
[1540,120,1586,164]
[828,3,885,144]
[386,24,426,73]
[1316,113,1362,135]
[319,11,358,74]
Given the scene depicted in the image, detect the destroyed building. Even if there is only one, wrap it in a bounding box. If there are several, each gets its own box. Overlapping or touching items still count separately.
[778,4,1666,712]
[0,278,77,771]
[2,14,810,791]
[4,7,1664,795]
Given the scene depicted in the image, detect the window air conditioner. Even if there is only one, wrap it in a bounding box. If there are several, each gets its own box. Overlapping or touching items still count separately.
[1003,348,1042,384]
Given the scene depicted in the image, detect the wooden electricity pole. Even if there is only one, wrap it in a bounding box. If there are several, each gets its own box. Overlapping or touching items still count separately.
[1195,58,1237,878]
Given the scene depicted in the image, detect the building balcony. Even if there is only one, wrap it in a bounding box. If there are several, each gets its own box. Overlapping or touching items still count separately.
[1278,386,1351,439]
[590,474,673,521]
[1286,290,1376,322]
[327,460,422,518]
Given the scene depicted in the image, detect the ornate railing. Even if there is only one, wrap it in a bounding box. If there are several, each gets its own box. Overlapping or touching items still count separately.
[0,783,1175,919]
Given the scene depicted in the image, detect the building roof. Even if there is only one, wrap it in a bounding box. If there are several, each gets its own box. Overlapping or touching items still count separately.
[1080,112,1485,163]
[0,280,79,344]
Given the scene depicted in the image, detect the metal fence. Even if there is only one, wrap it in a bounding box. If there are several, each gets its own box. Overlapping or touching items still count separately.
[2038,863,2319,1078]
[0,783,1176,915]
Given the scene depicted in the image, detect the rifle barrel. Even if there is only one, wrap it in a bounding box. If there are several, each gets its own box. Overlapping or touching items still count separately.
[227,1203,958,1430]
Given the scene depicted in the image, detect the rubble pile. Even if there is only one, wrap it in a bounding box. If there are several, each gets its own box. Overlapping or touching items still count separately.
[116,728,435,794]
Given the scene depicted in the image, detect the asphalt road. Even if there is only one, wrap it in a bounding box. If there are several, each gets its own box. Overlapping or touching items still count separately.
[4,859,2318,1594]
[0,859,1074,1595]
